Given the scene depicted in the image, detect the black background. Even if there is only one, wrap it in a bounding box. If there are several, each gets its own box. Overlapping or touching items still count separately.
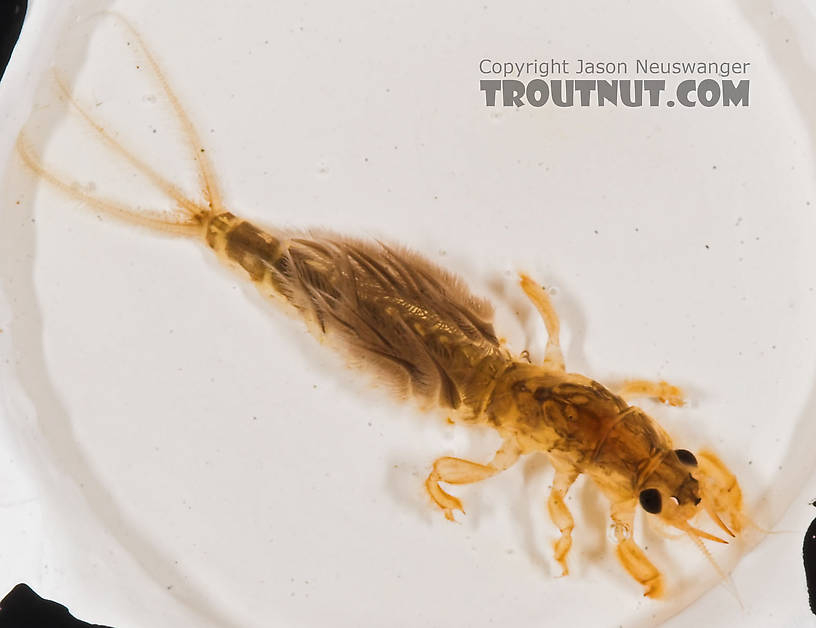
[0,0,26,81]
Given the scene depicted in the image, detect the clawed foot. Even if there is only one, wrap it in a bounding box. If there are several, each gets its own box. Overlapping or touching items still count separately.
[553,536,571,576]
[424,443,521,522]
[615,535,665,599]
[642,574,665,599]
[619,379,685,407]
[425,472,465,522]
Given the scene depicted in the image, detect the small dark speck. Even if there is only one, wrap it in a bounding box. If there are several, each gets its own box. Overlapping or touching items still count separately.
[712,165,718,170]
[748,460,752,465]
[166,585,173,590]
[705,244,710,249]
[200,148,205,153]
[594,229,599,235]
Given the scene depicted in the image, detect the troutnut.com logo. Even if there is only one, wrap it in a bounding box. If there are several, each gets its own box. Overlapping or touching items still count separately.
[479,58,751,108]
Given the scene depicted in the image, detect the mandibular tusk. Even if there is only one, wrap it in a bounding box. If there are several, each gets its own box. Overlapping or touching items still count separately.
[688,525,729,544]
[704,503,736,538]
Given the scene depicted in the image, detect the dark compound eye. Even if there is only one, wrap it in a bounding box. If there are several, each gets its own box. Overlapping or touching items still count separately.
[674,449,698,467]
[639,488,662,514]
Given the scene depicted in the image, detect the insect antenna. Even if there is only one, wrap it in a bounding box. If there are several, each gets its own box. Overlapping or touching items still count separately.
[736,512,791,535]
[702,495,784,536]
[683,526,743,607]
[702,502,736,538]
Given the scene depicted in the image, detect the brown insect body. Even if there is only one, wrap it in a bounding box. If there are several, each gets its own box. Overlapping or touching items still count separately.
[17,16,747,599]
[202,210,743,598]
[206,212,507,413]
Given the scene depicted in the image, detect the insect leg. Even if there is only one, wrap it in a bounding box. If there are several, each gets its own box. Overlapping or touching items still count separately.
[610,501,664,598]
[546,457,579,575]
[518,274,565,370]
[616,380,685,407]
[425,439,521,522]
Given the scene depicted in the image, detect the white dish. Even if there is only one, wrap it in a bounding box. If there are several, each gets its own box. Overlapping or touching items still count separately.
[1,1,815,626]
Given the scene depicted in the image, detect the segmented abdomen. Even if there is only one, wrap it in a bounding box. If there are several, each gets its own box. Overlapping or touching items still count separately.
[206,212,508,411]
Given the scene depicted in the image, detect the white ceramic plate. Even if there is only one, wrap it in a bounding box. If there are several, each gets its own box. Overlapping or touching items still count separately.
[1,1,816,626]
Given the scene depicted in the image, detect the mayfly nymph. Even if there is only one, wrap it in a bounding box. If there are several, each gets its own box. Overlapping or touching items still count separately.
[17,17,747,598]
